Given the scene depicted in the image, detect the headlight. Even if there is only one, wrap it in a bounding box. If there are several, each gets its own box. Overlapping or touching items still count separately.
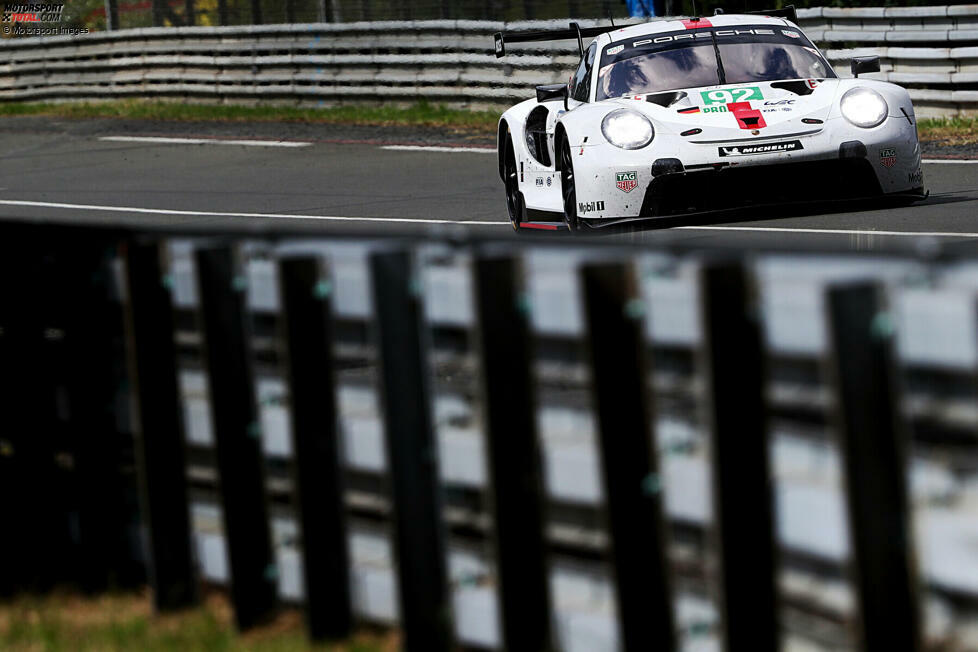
[840,87,888,128]
[601,109,655,149]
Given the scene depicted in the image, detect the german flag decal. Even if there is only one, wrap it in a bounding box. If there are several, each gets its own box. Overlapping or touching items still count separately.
[678,107,700,114]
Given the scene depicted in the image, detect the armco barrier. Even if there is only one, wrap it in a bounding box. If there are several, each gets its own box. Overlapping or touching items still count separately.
[1,7,978,116]
[4,219,978,649]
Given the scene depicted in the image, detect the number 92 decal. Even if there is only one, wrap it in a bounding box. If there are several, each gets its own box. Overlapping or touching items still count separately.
[701,86,763,105]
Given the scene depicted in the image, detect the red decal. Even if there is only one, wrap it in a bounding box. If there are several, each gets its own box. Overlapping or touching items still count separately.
[681,18,712,29]
[520,222,560,230]
[728,101,767,130]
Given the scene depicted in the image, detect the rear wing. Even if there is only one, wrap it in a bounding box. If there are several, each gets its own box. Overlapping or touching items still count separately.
[740,5,798,24]
[493,22,622,58]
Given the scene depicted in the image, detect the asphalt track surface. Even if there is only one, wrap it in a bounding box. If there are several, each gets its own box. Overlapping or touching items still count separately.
[2,116,977,254]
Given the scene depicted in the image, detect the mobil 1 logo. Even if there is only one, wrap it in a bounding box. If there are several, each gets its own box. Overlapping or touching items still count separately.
[578,200,605,214]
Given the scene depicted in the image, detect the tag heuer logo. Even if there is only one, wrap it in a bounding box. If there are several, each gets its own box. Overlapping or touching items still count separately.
[718,140,803,157]
[616,171,638,193]
[880,148,897,168]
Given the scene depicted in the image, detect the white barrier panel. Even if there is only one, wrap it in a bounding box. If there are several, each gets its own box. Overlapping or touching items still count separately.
[4,10,978,115]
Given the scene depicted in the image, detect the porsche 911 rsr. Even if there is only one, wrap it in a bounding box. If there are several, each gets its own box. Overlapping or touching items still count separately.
[494,9,926,232]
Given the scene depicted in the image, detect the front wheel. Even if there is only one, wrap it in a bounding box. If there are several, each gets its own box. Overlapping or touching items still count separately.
[559,138,580,232]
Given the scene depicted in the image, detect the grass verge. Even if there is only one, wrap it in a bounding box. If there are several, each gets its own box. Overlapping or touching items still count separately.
[0,99,500,133]
[0,100,973,145]
[0,589,396,651]
[917,117,978,146]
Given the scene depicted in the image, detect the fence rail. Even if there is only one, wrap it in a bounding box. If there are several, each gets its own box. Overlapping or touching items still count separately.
[2,6,978,115]
[4,218,978,649]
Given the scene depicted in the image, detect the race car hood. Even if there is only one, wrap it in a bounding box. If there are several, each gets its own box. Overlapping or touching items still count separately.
[608,78,837,141]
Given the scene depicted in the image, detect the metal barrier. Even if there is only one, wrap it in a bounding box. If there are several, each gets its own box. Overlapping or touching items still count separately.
[2,7,978,116]
[5,218,978,649]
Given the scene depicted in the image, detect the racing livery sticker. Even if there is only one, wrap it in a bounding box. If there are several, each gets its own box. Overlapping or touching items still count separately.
[702,87,763,105]
[606,44,624,55]
[909,168,923,186]
[718,140,803,156]
[578,201,605,214]
[616,171,638,193]
[703,105,728,113]
[880,148,897,168]
[536,177,544,186]
[782,29,800,38]
[806,79,821,89]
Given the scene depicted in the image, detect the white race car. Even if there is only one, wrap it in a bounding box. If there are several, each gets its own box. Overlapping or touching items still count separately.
[494,8,926,232]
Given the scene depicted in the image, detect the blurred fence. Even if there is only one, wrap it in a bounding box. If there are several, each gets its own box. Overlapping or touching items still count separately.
[2,7,978,115]
[4,218,978,649]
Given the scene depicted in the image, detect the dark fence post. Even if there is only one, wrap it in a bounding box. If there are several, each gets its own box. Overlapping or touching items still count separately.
[278,257,353,641]
[185,0,195,26]
[250,0,262,24]
[151,0,165,26]
[0,234,53,593]
[123,241,197,611]
[473,254,553,652]
[699,260,779,652]
[59,241,142,593]
[581,261,676,652]
[104,0,119,29]
[370,250,452,652]
[195,246,277,630]
[217,0,228,25]
[827,282,922,652]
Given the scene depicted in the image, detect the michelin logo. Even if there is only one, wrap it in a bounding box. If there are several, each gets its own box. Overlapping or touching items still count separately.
[718,140,803,157]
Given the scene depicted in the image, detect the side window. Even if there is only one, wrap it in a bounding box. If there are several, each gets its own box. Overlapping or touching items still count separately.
[570,43,597,103]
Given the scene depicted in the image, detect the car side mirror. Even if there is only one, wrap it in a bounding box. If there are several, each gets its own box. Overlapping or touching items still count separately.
[851,55,880,78]
[536,83,568,110]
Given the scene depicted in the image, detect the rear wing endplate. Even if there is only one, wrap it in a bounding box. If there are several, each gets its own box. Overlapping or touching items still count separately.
[493,22,622,58]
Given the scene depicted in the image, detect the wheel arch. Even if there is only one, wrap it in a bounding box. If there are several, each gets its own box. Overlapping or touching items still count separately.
[497,119,510,182]
[553,123,568,172]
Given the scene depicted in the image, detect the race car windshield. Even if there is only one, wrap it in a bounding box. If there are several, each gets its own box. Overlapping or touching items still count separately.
[596,25,834,100]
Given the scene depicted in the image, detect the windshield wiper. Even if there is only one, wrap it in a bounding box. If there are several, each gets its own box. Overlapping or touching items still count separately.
[709,29,727,85]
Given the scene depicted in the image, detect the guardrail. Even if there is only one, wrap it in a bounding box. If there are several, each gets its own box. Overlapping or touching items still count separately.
[4,218,978,649]
[1,7,977,116]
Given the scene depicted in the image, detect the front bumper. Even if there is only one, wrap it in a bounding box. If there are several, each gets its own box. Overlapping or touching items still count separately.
[571,115,923,222]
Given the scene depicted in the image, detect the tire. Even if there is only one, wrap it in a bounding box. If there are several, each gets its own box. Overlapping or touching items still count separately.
[559,138,580,232]
[503,136,524,231]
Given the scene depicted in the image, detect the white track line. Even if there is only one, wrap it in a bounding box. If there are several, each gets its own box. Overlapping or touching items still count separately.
[676,225,978,238]
[100,136,311,148]
[2,199,976,237]
[0,199,505,225]
[381,145,495,154]
[922,159,978,164]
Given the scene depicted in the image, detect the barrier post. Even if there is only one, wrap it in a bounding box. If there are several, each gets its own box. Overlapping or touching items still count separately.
[123,240,197,611]
[581,261,676,651]
[278,257,353,641]
[827,282,922,652]
[370,250,452,652]
[473,254,553,652]
[700,260,779,652]
[196,246,277,630]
